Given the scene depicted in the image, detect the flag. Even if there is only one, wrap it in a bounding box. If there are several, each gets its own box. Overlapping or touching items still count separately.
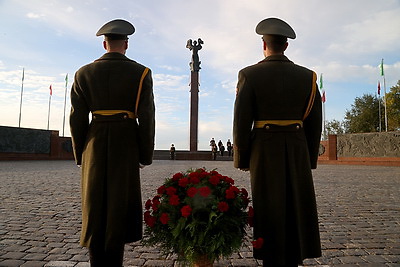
[319,73,323,89]
[319,73,326,103]
[380,59,384,76]
[378,81,381,95]
[49,85,52,96]
[65,73,68,85]
[22,68,25,82]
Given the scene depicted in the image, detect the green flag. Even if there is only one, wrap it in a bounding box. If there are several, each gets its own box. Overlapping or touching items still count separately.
[319,73,323,89]
[380,59,384,76]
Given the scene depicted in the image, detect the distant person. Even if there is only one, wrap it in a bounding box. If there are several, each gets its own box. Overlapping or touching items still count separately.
[170,144,176,160]
[218,139,223,150]
[209,137,216,148]
[220,144,225,156]
[226,139,233,157]
[70,19,155,267]
[233,18,322,266]
[211,144,218,160]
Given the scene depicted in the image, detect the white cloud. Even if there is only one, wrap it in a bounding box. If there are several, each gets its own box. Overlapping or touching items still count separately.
[1,0,399,148]
[26,12,44,19]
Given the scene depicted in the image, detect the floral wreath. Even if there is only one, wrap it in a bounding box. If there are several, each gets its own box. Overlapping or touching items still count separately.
[142,168,260,264]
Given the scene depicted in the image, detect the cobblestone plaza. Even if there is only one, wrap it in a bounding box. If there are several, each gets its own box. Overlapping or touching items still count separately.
[1,160,399,266]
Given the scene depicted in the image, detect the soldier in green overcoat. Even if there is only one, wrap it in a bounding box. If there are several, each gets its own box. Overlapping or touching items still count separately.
[70,19,155,267]
[233,18,322,266]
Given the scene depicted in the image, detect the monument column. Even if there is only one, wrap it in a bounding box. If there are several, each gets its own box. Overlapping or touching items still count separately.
[186,38,203,152]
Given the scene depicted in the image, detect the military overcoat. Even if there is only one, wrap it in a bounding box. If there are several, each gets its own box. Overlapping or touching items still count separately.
[70,52,155,250]
[233,55,322,265]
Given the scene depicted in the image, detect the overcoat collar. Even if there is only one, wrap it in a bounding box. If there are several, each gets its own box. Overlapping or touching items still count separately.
[95,52,133,62]
[258,54,292,64]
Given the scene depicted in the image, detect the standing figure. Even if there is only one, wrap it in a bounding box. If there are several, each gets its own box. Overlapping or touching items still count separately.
[226,139,233,157]
[220,144,225,156]
[233,18,322,266]
[186,38,203,72]
[209,137,216,149]
[217,139,223,150]
[70,19,155,267]
[211,144,218,160]
[170,144,176,160]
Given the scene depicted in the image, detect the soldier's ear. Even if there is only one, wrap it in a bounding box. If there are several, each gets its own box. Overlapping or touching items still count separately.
[284,42,288,51]
[103,41,107,51]
[263,41,267,51]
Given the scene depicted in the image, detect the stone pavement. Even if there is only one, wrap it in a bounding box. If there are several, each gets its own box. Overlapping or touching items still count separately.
[0,160,399,267]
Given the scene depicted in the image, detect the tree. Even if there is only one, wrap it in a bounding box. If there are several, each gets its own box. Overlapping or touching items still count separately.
[386,80,400,131]
[325,119,346,135]
[344,94,383,133]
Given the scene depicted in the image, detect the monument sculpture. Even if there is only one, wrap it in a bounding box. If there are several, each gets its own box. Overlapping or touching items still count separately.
[186,38,203,151]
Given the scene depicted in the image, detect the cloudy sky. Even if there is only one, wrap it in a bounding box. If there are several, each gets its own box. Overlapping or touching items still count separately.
[0,0,399,150]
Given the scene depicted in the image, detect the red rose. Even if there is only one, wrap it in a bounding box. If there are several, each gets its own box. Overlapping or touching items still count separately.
[181,205,192,218]
[144,211,157,227]
[178,177,189,187]
[225,190,235,199]
[210,170,219,176]
[187,187,198,198]
[160,213,169,224]
[241,188,248,197]
[172,172,184,181]
[230,186,240,193]
[208,175,220,185]
[166,186,177,196]
[252,237,264,249]
[199,171,210,179]
[152,197,160,211]
[223,176,234,184]
[189,172,200,184]
[226,186,240,199]
[144,210,151,219]
[218,201,229,212]
[169,194,180,206]
[199,186,211,197]
[145,199,152,210]
[248,206,254,227]
[157,185,166,194]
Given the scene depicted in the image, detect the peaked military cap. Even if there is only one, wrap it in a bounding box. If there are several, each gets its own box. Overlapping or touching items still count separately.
[96,19,135,39]
[255,18,296,39]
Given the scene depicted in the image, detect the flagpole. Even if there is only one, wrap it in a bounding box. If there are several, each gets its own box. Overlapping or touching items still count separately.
[62,74,68,137]
[319,73,326,140]
[47,86,52,130]
[18,68,25,128]
[377,81,382,132]
[323,102,326,139]
[381,59,388,131]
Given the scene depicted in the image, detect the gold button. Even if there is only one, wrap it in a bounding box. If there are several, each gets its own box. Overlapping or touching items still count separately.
[123,115,128,119]
[296,125,300,129]
[93,115,96,119]
[265,125,270,130]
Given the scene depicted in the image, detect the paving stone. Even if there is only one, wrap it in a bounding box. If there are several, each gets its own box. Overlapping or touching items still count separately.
[44,254,73,261]
[22,253,48,261]
[0,259,26,267]
[44,261,76,267]
[1,251,27,259]
[20,261,47,267]
[1,161,399,266]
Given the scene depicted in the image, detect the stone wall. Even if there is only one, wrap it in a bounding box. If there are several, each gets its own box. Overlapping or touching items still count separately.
[0,126,51,154]
[337,131,400,157]
[0,126,74,160]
